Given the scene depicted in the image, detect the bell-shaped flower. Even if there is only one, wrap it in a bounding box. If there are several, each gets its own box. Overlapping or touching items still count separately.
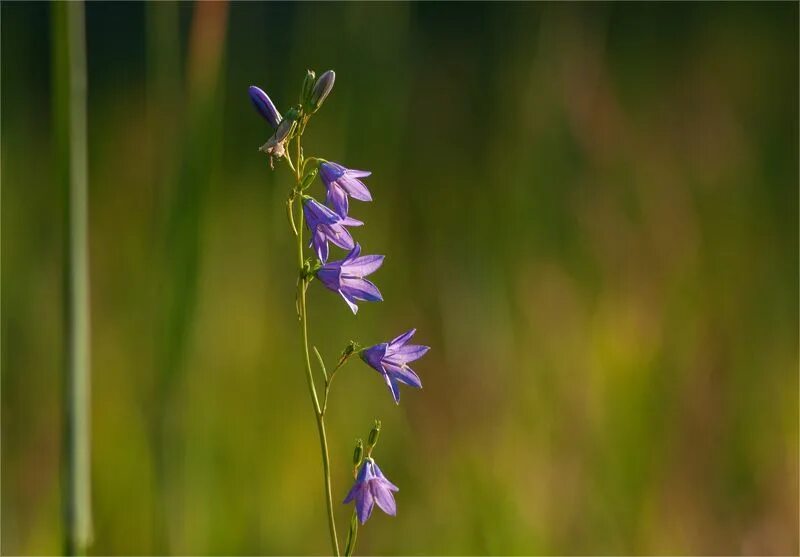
[303,198,362,263]
[248,85,281,129]
[361,329,429,403]
[343,458,399,525]
[316,244,383,314]
[320,161,373,217]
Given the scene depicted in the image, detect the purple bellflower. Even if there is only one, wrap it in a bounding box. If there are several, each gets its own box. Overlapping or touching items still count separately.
[361,329,429,403]
[343,458,399,525]
[248,85,281,129]
[320,161,373,217]
[303,197,362,263]
[316,244,383,314]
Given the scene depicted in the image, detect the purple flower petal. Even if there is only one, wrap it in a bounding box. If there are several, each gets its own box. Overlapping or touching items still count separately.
[311,229,329,263]
[344,254,385,278]
[389,328,416,348]
[323,224,355,251]
[341,216,363,227]
[371,483,397,516]
[392,344,430,362]
[383,373,401,403]
[326,183,349,217]
[362,343,388,371]
[339,290,360,314]
[383,362,422,389]
[347,169,372,179]
[372,463,399,491]
[340,277,383,302]
[339,176,373,202]
[355,487,374,525]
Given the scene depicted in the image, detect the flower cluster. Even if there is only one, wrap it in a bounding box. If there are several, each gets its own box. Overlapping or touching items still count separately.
[250,70,430,541]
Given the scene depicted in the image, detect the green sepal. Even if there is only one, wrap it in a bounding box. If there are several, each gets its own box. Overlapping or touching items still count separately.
[367,419,381,451]
[352,438,364,469]
[300,167,318,191]
[301,69,316,107]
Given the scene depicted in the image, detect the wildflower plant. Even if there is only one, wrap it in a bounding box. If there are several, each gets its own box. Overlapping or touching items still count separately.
[250,70,429,555]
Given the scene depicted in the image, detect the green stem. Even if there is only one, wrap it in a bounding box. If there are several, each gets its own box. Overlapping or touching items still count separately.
[344,510,359,556]
[54,1,93,553]
[292,137,340,556]
[321,356,351,416]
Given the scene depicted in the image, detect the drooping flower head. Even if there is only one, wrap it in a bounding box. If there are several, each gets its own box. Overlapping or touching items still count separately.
[361,329,429,403]
[320,161,373,218]
[316,244,383,314]
[248,85,281,129]
[303,197,362,263]
[343,458,398,525]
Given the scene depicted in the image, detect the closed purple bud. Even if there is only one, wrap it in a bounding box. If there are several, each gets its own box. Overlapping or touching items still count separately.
[248,85,281,129]
[310,70,335,111]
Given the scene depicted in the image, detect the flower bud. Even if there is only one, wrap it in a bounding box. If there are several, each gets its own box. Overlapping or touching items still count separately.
[284,106,301,122]
[309,70,335,111]
[352,439,364,467]
[341,340,359,359]
[248,85,281,129]
[367,419,381,449]
[301,69,316,106]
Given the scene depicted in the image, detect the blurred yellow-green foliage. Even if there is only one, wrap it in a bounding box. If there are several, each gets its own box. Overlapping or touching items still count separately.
[2,2,798,555]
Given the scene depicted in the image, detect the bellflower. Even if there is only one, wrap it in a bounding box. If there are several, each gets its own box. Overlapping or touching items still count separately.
[248,85,281,129]
[343,458,399,525]
[303,198,362,263]
[316,244,383,314]
[320,161,373,217]
[361,329,429,403]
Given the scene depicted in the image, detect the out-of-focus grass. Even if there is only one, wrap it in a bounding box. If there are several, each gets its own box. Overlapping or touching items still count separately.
[1,2,798,555]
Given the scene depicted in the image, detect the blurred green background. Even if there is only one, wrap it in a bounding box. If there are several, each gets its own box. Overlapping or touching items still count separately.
[2,2,798,555]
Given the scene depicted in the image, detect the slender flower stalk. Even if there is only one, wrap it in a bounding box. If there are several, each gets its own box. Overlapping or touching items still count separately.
[251,69,429,555]
[292,134,341,557]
